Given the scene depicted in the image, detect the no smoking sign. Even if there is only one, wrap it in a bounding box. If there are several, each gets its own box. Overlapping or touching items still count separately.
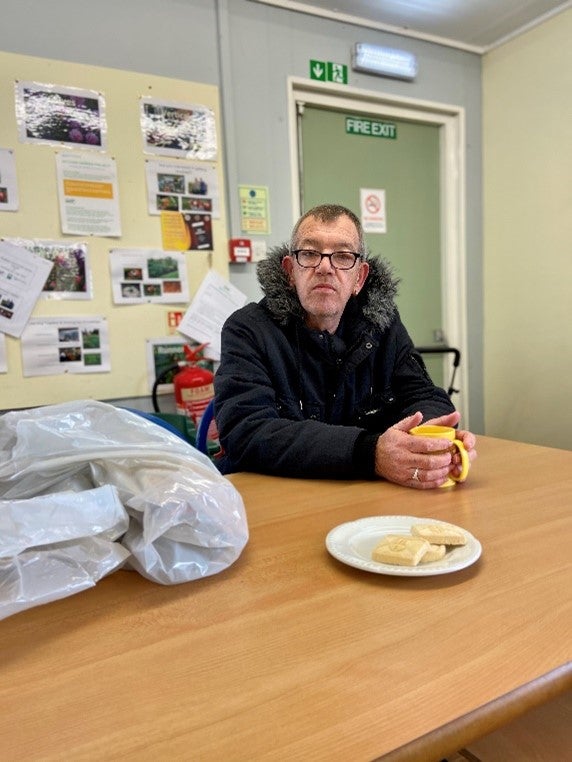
[365,194,381,214]
[360,188,387,233]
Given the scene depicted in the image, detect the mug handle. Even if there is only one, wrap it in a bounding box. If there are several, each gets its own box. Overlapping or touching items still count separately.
[450,439,470,482]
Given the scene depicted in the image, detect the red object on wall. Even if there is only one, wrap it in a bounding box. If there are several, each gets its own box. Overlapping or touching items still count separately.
[228,238,252,263]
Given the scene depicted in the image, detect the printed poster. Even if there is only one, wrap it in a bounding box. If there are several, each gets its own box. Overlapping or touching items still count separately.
[109,249,189,304]
[6,238,92,300]
[146,337,214,393]
[239,185,270,234]
[20,316,110,377]
[56,152,121,237]
[0,239,52,338]
[15,81,107,150]
[160,212,213,252]
[0,148,19,211]
[140,97,217,160]
[360,188,387,233]
[145,158,219,218]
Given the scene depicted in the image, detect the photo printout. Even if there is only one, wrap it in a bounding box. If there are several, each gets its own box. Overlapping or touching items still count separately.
[0,240,52,337]
[20,316,110,377]
[145,159,219,218]
[6,238,92,300]
[109,249,189,304]
[15,81,107,150]
[140,97,217,160]
[145,337,213,393]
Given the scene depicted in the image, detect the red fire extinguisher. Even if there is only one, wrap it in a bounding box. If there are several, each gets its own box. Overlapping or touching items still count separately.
[173,343,216,430]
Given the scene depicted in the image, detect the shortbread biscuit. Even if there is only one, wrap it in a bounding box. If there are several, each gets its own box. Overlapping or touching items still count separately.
[411,522,467,546]
[372,534,430,566]
[420,543,447,563]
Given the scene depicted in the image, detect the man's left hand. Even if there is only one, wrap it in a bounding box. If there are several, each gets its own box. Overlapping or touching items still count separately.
[425,411,478,478]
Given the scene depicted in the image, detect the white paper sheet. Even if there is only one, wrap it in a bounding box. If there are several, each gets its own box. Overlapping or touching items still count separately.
[178,270,247,361]
[15,81,107,150]
[56,152,121,237]
[0,148,19,211]
[0,240,52,337]
[20,316,110,377]
[109,249,189,304]
[145,158,219,218]
[6,238,92,300]
[140,97,217,160]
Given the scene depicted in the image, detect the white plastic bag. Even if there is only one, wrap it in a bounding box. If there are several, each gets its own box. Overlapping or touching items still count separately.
[0,484,129,556]
[0,484,130,620]
[0,539,130,621]
[0,400,249,600]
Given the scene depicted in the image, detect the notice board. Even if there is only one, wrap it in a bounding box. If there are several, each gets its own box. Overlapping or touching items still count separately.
[0,49,228,410]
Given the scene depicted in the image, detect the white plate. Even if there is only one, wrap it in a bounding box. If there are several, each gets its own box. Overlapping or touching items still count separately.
[325,515,482,577]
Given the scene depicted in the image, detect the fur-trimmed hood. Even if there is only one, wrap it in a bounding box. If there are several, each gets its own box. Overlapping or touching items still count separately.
[256,243,400,331]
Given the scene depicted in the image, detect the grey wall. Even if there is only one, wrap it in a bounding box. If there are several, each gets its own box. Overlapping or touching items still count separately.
[0,0,220,83]
[0,0,484,432]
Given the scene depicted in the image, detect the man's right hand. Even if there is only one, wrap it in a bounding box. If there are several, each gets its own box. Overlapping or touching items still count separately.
[374,412,455,489]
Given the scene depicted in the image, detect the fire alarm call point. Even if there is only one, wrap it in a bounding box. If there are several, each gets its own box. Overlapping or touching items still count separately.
[228,238,252,263]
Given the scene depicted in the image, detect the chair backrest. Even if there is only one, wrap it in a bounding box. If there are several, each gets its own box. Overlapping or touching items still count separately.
[195,398,215,455]
[120,407,191,442]
[414,346,461,397]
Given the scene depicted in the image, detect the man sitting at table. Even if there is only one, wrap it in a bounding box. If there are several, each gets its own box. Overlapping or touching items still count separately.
[214,203,476,488]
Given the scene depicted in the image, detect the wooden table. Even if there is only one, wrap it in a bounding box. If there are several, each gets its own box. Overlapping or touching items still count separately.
[1,436,571,761]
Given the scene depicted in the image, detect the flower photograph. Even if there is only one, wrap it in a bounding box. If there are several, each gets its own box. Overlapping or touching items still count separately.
[16,82,107,149]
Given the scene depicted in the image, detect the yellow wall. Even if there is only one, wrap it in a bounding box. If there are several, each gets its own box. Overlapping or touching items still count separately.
[483,10,572,449]
[0,50,228,409]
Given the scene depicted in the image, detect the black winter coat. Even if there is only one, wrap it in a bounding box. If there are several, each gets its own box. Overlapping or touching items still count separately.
[214,246,455,479]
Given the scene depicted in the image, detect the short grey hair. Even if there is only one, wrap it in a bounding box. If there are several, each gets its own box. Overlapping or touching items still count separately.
[289,204,365,254]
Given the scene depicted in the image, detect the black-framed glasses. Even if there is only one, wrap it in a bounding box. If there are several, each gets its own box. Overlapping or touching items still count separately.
[291,249,361,270]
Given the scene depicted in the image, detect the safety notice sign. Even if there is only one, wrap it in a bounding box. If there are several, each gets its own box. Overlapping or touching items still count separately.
[360,188,386,233]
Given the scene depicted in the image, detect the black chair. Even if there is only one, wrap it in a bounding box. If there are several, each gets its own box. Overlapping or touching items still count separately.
[415,346,461,397]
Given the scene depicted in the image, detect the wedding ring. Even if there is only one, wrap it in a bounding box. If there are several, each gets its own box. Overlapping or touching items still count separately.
[412,468,420,481]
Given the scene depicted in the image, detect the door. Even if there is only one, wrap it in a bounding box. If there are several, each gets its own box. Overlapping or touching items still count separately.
[299,103,444,387]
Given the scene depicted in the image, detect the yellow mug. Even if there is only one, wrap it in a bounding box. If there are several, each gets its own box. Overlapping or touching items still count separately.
[409,424,470,487]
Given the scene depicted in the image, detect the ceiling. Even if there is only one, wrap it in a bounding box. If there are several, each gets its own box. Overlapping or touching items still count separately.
[249,0,571,53]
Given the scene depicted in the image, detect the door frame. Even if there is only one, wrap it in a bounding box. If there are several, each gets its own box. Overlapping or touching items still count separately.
[287,77,469,425]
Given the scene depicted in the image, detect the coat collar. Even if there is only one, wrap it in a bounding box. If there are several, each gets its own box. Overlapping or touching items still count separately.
[256,243,400,330]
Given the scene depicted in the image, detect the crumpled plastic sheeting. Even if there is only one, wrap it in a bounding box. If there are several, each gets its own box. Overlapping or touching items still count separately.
[0,537,130,621]
[0,484,128,557]
[0,485,130,620]
[0,400,249,605]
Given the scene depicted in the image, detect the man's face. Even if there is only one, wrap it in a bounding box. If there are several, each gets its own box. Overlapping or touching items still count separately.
[282,214,369,333]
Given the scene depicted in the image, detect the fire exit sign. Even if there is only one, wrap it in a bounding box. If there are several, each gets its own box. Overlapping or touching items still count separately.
[310,60,348,84]
[346,116,397,139]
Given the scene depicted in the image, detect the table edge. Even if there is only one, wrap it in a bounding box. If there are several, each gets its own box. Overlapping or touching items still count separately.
[376,661,572,762]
